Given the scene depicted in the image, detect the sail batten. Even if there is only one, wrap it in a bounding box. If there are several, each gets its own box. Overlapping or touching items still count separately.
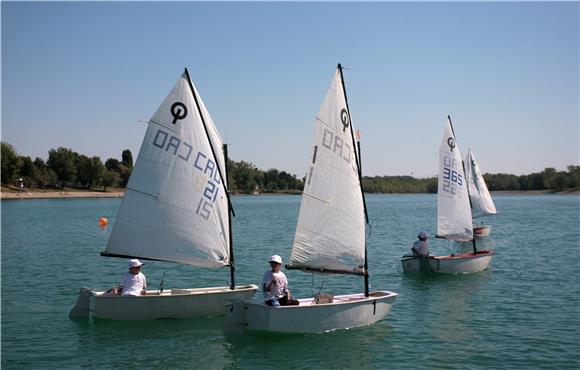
[465,149,497,218]
[290,67,366,274]
[103,72,230,268]
[437,117,473,241]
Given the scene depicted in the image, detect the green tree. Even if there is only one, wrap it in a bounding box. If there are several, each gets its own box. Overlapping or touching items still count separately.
[19,156,38,187]
[233,161,258,193]
[122,149,133,169]
[100,170,120,191]
[76,155,104,189]
[1,142,20,185]
[47,147,77,188]
[117,164,132,187]
[32,157,56,188]
[105,158,120,171]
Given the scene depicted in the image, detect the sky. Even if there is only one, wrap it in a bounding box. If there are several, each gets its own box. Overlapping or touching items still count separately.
[2,1,578,178]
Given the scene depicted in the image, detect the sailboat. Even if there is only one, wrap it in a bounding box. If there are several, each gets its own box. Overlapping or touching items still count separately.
[227,64,398,333]
[69,69,257,320]
[401,116,494,274]
[464,148,497,237]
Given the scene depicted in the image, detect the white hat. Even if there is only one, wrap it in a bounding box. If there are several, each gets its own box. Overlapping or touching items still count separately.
[418,231,428,239]
[128,259,144,268]
[269,255,282,264]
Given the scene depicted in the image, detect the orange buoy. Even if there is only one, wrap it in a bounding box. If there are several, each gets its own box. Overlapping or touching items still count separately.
[99,217,108,227]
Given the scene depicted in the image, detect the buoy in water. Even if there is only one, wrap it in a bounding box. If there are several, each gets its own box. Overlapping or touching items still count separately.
[99,217,108,227]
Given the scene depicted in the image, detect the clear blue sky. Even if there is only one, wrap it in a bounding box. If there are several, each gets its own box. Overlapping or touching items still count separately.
[2,1,578,177]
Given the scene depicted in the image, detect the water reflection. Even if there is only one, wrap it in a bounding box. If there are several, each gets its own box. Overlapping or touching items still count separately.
[223,322,395,369]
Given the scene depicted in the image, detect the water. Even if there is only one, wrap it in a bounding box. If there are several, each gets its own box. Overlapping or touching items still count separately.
[1,194,579,369]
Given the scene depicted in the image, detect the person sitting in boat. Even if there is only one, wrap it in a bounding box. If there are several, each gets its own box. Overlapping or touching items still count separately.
[262,255,299,306]
[411,231,430,257]
[109,259,147,296]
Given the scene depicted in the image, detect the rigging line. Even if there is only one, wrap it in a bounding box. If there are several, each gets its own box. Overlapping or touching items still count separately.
[183,68,236,218]
[338,64,369,225]
[338,63,370,297]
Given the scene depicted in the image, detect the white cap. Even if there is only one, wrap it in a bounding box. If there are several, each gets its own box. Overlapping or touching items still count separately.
[418,231,428,239]
[128,259,144,268]
[269,255,282,264]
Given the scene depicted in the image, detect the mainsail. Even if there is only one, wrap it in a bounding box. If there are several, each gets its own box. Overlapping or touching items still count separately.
[103,72,230,268]
[289,67,366,274]
[464,149,497,218]
[437,117,473,241]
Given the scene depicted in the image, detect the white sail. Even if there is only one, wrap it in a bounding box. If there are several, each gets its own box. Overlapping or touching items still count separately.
[437,118,473,241]
[465,149,497,218]
[104,72,230,268]
[290,68,365,274]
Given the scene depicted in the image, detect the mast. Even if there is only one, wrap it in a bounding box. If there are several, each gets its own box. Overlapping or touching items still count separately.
[184,68,238,274]
[338,63,370,297]
[224,144,235,289]
[447,115,478,254]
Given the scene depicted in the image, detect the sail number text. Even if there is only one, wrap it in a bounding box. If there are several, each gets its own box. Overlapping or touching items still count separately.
[441,155,463,196]
[321,128,352,164]
[152,128,221,220]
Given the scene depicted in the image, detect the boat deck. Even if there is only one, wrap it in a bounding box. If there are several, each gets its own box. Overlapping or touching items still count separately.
[435,250,495,260]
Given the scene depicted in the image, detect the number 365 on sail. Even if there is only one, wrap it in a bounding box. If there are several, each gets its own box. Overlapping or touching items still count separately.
[441,155,463,196]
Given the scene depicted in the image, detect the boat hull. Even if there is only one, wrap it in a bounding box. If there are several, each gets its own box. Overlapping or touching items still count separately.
[473,225,492,238]
[231,291,398,334]
[401,250,494,274]
[71,284,258,320]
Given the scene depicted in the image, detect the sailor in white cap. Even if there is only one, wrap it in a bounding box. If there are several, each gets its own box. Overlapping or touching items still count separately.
[261,255,299,306]
[117,259,147,296]
[411,231,430,257]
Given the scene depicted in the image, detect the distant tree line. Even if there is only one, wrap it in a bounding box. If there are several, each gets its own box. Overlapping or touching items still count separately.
[0,142,304,194]
[362,166,580,193]
[1,142,133,191]
[362,176,438,194]
[2,142,578,194]
[484,166,580,191]
[227,159,303,194]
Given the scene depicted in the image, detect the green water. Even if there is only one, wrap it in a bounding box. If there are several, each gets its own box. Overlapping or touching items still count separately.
[1,194,579,369]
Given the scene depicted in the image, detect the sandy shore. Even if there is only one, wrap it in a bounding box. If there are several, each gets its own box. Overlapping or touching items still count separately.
[1,189,124,200]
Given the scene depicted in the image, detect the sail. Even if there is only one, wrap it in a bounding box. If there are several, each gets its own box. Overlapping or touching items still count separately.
[103,72,230,268]
[289,67,365,274]
[465,149,497,218]
[437,118,473,241]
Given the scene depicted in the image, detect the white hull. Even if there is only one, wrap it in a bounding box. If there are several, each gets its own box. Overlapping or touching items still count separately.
[228,291,397,334]
[70,284,257,320]
[473,225,492,238]
[401,250,494,274]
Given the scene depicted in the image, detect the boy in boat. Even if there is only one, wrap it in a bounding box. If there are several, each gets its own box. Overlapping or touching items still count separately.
[262,255,299,306]
[411,231,430,257]
[108,259,147,296]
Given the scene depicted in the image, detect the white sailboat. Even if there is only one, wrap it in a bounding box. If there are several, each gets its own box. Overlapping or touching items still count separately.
[70,69,257,320]
[227,64,398,333]
[464,148,497,237]
[401,116,494,274]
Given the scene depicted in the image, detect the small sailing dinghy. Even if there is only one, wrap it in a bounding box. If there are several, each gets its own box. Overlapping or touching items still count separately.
[465,148,497,237]
[227,64,398,333]
[69,69,257,320]
[401,116,494,274]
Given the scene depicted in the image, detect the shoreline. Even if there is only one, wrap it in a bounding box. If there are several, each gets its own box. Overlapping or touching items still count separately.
[1,190,124,200]
[2,188,578,199]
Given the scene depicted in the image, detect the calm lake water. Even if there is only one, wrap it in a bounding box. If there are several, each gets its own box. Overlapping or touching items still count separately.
[1,194,579,369]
